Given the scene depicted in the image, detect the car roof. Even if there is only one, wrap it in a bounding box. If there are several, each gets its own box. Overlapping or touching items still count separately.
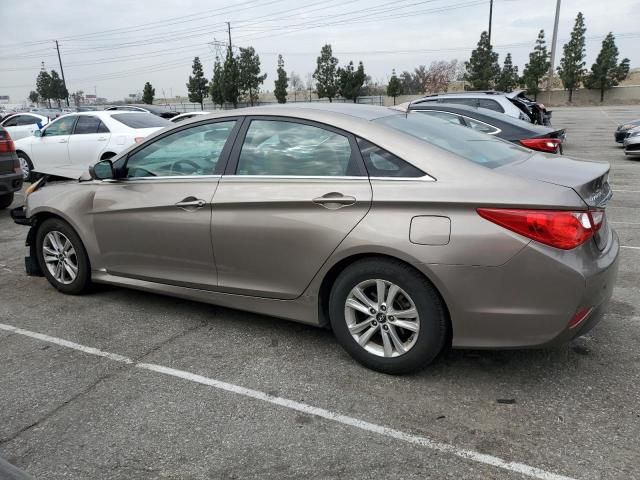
[244,102,399,120]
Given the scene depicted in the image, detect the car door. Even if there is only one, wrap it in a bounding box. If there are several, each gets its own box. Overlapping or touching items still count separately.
[212,117,372,300]
[30,115,77,171]
[92,119,240,289]
[68,115,112,168]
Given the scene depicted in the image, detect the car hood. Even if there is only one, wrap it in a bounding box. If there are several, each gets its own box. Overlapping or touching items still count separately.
[496,152,611,208]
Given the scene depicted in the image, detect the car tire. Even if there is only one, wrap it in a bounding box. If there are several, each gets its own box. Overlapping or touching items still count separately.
[35,218,91,295]
[17,152,35,183]
[0,193,14,209]
[329,258,447,374]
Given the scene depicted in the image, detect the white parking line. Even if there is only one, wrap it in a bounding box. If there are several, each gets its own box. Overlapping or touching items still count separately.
[612,189,640,193]
[0,322,577,480]
[621,245,640,250]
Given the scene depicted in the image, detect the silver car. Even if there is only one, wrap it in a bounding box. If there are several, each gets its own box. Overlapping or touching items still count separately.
[623,126,640,156]
[11,104,619,374]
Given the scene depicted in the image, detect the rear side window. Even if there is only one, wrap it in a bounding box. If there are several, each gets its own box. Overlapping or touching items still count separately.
[74,116,110,134]
[111,113,170,128]
[464,117,500,134]
[439,98,478,107]
[236,120,360,176]
[1,116,19,127]
[478,98,505,113]
[16,115,40,126]
[416,110,463,126]
[357,138,424,178]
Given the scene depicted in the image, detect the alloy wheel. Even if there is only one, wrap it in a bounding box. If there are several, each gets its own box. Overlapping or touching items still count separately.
[43,231,78,285]
[344,279,420,358]
[19,156,30,180]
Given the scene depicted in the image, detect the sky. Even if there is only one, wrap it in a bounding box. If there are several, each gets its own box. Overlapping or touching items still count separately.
[0,0,638,104]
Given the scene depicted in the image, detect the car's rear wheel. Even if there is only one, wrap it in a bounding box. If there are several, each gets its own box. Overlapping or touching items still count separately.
[0,193,14,209]
[17,152,34,182]
[36,218,91,294]
[329,258,447,374]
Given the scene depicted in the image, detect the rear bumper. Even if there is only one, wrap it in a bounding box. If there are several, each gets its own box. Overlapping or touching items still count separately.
[426,230,620,349]
[0,172,22,195]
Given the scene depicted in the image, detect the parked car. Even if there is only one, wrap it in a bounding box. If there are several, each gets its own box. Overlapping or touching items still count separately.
[623,126,640,156]
[0,127,23,209]
[0,113,49,141]
[29,108,63,120]
[75,106,98,112]
[614,119,640,143]
[404,102,565,153]
[412,90,552,125]
[105,104,179,119]
[170,111,211,123]
[14,111,170,181]
[11,104,618,374]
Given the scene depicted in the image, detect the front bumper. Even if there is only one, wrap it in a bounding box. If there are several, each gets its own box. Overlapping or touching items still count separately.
[615,130,629,143]
[11,205,43,276]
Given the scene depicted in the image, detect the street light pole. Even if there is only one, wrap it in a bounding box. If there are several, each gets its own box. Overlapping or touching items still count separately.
[488,0,494,44]
[54,40,69,107]
[547,0,562,100]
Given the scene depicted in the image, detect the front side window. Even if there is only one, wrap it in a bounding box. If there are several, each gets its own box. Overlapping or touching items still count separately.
[74,116,110,134]
[43,116,77,136]
[111,113,170,129]
[17,115,40,126]
[358,138,424,178]
[125,121,236,178]
[236,120,357,176]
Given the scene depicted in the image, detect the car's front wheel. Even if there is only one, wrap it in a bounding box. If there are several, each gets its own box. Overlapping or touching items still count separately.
[36,218,91,294]
[17,152,34,182]
[329,258,447,374]
[0,193,14,210]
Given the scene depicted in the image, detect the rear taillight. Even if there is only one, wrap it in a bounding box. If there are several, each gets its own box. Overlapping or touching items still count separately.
[520,138,561,153]
[0,130,16,153]
[477,208,604,250]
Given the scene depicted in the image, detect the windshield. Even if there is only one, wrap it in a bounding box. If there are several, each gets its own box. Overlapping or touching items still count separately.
[373,112,532,169]
[111,113,171,129]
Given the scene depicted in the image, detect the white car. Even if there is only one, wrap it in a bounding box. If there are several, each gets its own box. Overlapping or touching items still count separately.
[14,111,170,181]
[170,111,211,123]
[0,113,49,141]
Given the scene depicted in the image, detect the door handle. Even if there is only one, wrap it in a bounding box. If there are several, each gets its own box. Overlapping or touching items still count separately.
[97,137,107,141]
[312,192,357,209]
[175,198,206,210]
[58,139,68,143]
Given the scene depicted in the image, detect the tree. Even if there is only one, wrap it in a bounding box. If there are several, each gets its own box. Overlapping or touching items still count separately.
[387,69,402,105]
[313,44,339,102]
[49,70,68,108]
[424,60,459,93]
[413,65,429,94]
[274,54,288,104]
[464,31,500,90]
[71,90,85,107]
[142,82,155,104]
[557,12,587,102]
[337,61,366,102]
[28,90,40,106]
[186,57,209,110]
[290,72,303,101]
[584,33,629,102]
[399,71,418,94]
[36,71,53,108]
[521,31,550,100]
[221,47,240,107]
[238,47,267,106]
[210,56,224,108]
[495,53,519,93]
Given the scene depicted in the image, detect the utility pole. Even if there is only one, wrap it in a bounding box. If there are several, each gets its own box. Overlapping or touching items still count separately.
[54,40,69,107]
[226,22,232,50]
[488,0,493,44]
[547,0,561,100]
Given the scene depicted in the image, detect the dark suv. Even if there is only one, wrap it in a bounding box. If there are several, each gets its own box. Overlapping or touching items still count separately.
[0,127,23,209]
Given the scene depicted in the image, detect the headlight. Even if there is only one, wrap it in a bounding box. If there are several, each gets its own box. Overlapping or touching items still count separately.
[631,131,640,137]
[621,123,636,130]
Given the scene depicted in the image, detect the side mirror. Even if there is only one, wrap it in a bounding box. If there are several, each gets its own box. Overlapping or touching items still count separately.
[90,159,115,180]
[33,129,42,137]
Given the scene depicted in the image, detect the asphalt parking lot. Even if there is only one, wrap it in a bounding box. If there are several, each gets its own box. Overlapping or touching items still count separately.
[0,105,639,480]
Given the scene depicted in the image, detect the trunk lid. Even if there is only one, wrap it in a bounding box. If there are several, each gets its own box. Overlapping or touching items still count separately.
[497,153,612,250]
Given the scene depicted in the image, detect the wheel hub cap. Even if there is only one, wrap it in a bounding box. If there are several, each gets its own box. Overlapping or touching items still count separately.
[344,279,420,358]
[43,231,78,285]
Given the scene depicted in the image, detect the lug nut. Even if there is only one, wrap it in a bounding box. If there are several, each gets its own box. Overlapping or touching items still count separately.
[370,308,376,314]
[388,316,395,321]
[371,321,378,326]
[380,305,387,312]
[382,325,389,331]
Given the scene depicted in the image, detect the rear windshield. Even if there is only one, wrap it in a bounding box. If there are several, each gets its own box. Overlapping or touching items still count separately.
[373,112,531,169]
[111,113,170,128]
